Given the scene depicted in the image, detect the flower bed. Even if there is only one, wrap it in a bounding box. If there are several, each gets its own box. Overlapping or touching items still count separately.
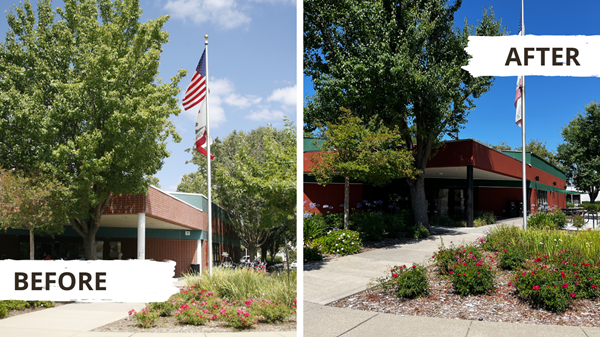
[336,229,600,326]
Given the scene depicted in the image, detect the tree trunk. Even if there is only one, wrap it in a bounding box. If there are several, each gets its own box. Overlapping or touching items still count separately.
[83,230,97,260]
[590,190,598,203]
[408,174,429,227]
[29,229,35,260]
[261,245,268,263]
[248,245,256,262]
[344,176,350,230]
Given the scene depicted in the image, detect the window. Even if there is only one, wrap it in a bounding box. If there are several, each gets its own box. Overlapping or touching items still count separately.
[537,190,548,211]
[95,241,104,260]
[212,243,220,264]
[109,241,122,260]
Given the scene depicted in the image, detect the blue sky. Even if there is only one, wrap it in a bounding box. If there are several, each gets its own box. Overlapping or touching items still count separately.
[0,0,297,191]
[303,0,600,156]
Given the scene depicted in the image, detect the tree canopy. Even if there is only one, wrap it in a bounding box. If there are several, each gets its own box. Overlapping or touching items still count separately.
[557,101,600,203]
[0,168,68,259]
[310,109,418,229]
[304,0,507,226]
[0,0,184,258]
[178,120,296,260]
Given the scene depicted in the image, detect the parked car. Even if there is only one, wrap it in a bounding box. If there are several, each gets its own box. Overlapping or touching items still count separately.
[290,260,297,269]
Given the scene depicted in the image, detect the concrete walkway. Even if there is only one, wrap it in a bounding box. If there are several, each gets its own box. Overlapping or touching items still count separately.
[303,218,600,337]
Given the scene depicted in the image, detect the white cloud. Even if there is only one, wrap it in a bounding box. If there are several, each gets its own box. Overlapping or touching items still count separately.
[180,77,270,127]
[246,108,285,121]
[267,85,296,106]
[164,0,251,30]
[225,93,262,108]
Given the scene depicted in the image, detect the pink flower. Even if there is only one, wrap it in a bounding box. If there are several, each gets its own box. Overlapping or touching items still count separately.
[562,283,569,288]
[145,320,149,324]
[392,273,398,278]
[449,271,453,274]
[570,293,576,298]
[592,284,598,289]
[532,285,540,291]
[476,260,483,266]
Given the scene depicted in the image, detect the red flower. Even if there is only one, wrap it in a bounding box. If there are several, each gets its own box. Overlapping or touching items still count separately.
[562,283,569,288]
[592,284,598,289]
[392,273,398,278]
[449,271,453,274]
[570,293,576,298]
[532,285,540,291]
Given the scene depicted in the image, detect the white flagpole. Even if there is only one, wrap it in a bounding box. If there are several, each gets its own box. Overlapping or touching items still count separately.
[205,35,213,277]
[521,0,527,230]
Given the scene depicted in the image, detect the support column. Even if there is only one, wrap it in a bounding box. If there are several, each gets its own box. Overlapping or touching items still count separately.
[467,165,474,228]
[197,239,203,274]
[137,213,145,259]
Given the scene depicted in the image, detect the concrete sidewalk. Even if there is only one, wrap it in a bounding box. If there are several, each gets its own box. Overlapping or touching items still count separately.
[303,218,600,337]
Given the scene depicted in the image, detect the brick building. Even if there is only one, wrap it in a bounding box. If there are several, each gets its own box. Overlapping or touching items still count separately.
[0,186,241,276]
[304,139,573,225]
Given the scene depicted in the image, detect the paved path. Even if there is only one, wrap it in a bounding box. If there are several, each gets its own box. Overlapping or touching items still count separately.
[303,218,600,337]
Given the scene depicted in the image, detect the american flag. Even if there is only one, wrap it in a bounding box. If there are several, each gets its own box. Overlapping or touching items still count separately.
[183,51,207,111]
[514,9,524,127]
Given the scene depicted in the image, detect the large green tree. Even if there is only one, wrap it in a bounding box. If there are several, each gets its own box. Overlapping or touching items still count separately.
[304,0,506,226]
[557,102,600,203]
[310,109,418,229]
[0,168,68,259]
[0,0,184,259]
[178,121,296,260]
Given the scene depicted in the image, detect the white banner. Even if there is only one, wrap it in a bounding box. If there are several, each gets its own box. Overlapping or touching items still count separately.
[0,260,178,302]
[462,35,600,77]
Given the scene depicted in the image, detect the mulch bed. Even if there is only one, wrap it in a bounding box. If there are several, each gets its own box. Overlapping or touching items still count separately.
[93,314,296,333]
[329,252,600,327]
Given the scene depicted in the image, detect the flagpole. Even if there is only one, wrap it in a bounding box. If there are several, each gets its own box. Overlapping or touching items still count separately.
[205,34,213,277]
[521,0,528,230]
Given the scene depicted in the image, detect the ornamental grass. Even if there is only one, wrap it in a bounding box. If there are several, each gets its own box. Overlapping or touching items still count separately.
[183,267,296,307]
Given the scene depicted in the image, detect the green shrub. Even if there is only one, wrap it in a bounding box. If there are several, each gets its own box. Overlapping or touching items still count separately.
[528,212,556,230]
[30,301,54,308]
[303,213,327,242]
[481,225,523,252]
[0,300,30,311]
[129,307,159,328]
[303,246,323,261]
[384,264,430,299]
[581,202,600,212]
[313,230,362,255]
[474,211,496,227]
[405,224,429,239]
[0,305,6,318]
[572,215,586,229]
[247,299,292,323]
[451,260,495,296]
[384,213,407,238]
[176,306,213,326]
[223,307,255,329]
[353,212,386,241]
[498,246,528,270]
[567,202,575,208]
[148,301,176,317]
[512,269,575,312]
[433,241,483,275]
[550,209,568,229]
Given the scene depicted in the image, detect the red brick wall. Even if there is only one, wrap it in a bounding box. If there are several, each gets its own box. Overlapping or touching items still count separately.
[478,187,523,217]
[303,183,363,215]
[104,194,146,214]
